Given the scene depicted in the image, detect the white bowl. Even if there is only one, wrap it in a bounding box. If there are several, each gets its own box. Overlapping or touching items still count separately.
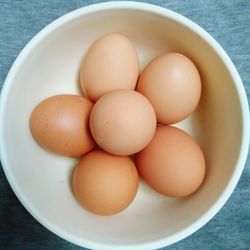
[0,2,249,249]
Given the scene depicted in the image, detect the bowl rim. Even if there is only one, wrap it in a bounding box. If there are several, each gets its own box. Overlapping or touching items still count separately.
[0,1,249,249]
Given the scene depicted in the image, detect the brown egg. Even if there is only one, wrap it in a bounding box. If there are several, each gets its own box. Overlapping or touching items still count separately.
[80,33,139,102]
[30,94,96,157]
[73,149,139,215]
[90,90,156,156]
[136,126,206,197]
[137,53,201,124]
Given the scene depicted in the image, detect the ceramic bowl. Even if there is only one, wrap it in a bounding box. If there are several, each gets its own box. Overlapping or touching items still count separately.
[0,2,249,249]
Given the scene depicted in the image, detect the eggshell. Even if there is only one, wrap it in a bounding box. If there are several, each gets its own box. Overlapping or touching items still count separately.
[136,126,206,197]
[90,90,156,156]
[73,149,139,215]
[30,94,96,157]
[137,53,201,124]
[80,33,139,102]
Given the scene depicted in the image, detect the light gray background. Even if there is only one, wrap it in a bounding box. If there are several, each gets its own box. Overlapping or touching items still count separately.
[0,1,249,249]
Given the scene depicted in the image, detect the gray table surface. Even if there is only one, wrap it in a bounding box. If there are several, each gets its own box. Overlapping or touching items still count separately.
[0,0,249,249]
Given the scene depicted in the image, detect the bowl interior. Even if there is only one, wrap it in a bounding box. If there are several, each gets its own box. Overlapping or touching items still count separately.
[1,5,243,248]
